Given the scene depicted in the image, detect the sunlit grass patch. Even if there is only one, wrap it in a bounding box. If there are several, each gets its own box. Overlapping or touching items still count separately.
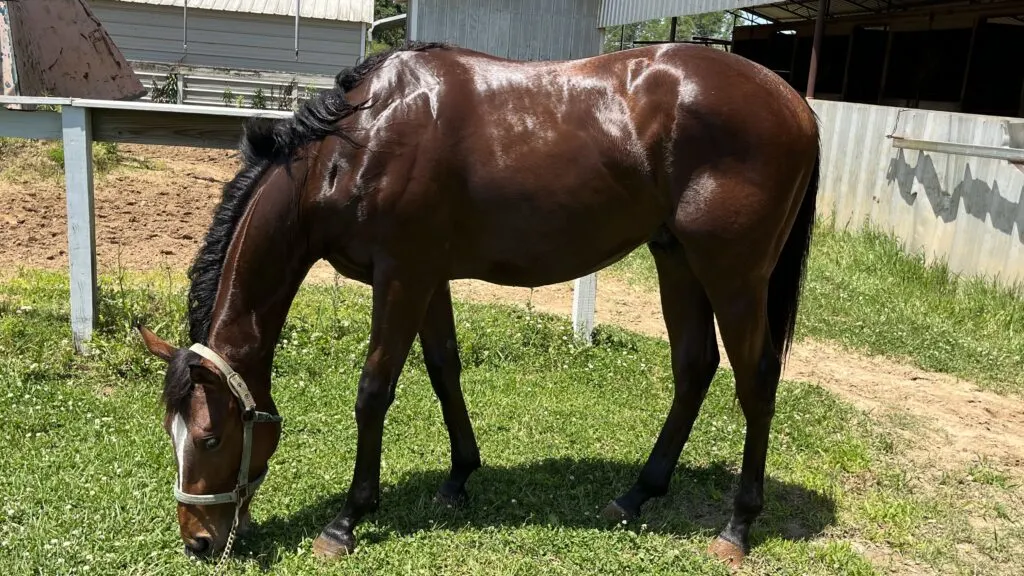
[0,269,1019,575]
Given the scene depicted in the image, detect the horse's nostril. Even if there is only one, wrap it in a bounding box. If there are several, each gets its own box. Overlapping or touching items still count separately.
[184,536,211,557]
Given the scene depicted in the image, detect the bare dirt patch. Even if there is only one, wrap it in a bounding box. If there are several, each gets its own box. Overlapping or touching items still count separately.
[4,142,1023,475]
[443,273,1024,471]
[0,142,237,272]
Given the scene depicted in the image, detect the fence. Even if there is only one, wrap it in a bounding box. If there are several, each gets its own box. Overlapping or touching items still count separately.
[809,99,1024,289]
[2,96,1022,353]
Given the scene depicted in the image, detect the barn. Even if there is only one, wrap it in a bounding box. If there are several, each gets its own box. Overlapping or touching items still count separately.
[87,0,373,105]
[396,0,1023,119]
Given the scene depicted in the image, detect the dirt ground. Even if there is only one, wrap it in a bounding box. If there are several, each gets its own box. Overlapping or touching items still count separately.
[3,142,1023,474]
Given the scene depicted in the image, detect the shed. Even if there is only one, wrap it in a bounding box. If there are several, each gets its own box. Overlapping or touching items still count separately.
[89,0,372,76]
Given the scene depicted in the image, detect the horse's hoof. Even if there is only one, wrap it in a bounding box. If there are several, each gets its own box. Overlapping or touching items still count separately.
[707,536,746,568]
[434,484,468,508]
[312,531,356,560]
[600,499,636,524]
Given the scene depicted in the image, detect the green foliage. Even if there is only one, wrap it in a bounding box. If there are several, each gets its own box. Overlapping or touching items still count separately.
[42,141,155,175]
[250,88,268,109]
[46,144,64,169]
[149,73,180,104]
[222,87,236,106]
[369,0,407,54]
[92,142,125,174]
[271,80,298,110]
[603,13,734,53]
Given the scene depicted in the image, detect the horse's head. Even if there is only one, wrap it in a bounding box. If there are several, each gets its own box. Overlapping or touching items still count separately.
[138,325,282,558]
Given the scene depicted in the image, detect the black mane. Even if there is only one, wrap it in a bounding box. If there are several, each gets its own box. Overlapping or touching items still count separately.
[184,41,449,346]
[162,348,196,414]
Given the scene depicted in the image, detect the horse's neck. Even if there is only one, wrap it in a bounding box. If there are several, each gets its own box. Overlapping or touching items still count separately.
[206,164,317,373]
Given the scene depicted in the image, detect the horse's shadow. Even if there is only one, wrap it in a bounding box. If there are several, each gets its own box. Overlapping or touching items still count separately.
[240,457,836,569]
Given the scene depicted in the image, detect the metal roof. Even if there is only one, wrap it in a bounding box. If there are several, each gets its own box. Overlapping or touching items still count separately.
[110,0,374,24]
[598,0,1023,28]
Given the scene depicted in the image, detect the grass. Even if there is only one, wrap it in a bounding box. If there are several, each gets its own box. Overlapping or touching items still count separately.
[607,220,1024,396]
[1,269,1020,575]
[0,138,162,182]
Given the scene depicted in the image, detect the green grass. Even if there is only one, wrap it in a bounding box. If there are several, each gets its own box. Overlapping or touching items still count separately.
[1,270,1019,575]
[607,221,1024,396]
[0,138,161,183]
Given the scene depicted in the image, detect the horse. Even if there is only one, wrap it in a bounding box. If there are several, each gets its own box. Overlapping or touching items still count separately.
[137,40,821,568]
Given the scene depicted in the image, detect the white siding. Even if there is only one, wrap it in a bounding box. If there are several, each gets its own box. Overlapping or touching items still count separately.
[414,0,603,61]
[91,1,363,76]
[110,0,374,24]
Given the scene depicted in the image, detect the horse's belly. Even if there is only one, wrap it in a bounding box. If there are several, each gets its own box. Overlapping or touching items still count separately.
[451,186,663,287]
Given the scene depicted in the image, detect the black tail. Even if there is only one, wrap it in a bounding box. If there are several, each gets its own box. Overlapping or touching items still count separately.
[767,136,820,364]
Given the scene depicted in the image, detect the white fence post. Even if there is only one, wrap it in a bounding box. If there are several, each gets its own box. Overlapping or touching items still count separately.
[572,273,597,344]
[62,106,97,354]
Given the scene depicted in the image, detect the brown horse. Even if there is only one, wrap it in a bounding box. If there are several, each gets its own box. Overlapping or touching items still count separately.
[138,41,820,568]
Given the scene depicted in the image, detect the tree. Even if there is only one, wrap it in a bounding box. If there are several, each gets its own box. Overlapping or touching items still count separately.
[602,13,733,54]
[368,0,407,56]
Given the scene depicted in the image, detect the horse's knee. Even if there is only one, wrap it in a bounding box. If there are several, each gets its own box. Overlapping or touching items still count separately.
[355,377,394,420]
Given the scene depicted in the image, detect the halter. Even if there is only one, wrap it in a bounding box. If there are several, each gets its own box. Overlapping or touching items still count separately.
[177,343,283,568]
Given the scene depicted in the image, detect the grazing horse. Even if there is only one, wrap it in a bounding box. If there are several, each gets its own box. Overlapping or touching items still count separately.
[138,41,820,567]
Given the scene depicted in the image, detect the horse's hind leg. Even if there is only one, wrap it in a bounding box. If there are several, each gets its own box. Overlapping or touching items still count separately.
[419,282,482,505]
[603,228,720,520]
[701,275,779,568]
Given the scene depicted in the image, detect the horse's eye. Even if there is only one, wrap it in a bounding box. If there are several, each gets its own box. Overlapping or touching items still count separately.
[203,437,221,450]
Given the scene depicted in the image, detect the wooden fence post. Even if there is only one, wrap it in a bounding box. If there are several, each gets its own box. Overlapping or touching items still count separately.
[62,105,97,354]
[572,273,597,344]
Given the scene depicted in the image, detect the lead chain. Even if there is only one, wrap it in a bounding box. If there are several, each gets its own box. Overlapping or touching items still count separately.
[212,502,241,575]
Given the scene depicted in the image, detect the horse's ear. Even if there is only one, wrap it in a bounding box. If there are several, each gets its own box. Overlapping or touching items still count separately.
[137,324,177,362]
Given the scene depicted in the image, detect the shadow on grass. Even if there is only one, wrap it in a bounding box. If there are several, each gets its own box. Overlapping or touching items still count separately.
[241,457,836,570]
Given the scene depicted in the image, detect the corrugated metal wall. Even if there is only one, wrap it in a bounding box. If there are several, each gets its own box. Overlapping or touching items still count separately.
[91,1,363,76]
[811,99,1024,287]
[598,0,767,28]
[413,0,603,61]
[132,68,334,107]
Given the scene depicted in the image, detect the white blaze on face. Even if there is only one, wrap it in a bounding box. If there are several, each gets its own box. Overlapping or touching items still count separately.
[171,413,190,488]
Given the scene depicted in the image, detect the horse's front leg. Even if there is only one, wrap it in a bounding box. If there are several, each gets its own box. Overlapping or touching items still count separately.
[313,265,436,559]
